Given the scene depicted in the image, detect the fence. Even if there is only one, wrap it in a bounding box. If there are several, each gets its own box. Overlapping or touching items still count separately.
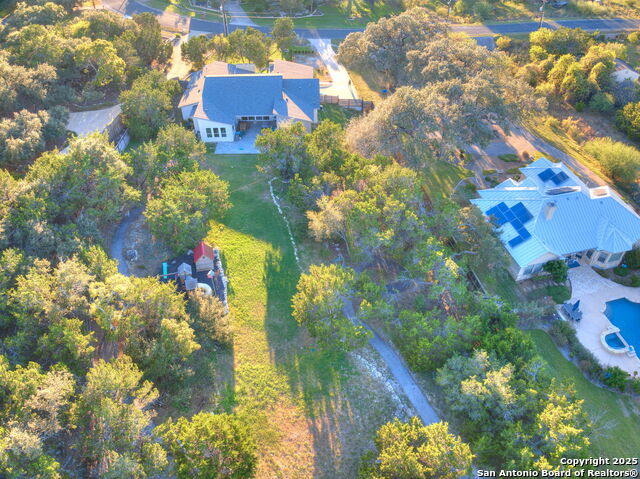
[114,130,130,153]
[320,95,374,113]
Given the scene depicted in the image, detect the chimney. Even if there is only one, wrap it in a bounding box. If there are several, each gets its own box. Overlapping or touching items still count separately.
[544,202,557,220]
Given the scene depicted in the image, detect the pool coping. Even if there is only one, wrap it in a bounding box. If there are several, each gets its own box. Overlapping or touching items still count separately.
[567,265,640,376]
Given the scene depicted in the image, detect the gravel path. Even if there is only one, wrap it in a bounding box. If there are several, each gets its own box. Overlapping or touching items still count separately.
[343,301,440,425]
[109,207,143,276]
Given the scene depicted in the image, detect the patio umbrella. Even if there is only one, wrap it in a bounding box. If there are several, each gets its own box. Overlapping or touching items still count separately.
[572,300,581,311]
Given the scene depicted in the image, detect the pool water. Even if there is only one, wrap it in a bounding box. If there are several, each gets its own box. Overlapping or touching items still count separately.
[605,298,640,352]
[605,333,626,349]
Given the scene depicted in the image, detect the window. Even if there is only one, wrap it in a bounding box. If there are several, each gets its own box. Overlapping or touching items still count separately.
[213,128,220,138]
[586,249,594,259]
[597,252,609,263]
[220,128,227,138]
[205,128,212,138]
[523,265,535,276]
[532,263,544,274]
[609,252,623,263]
[241,116,249,121]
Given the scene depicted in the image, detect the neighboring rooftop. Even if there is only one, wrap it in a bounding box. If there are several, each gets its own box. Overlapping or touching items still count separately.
[471,158,640,266]
[268,59,314,79]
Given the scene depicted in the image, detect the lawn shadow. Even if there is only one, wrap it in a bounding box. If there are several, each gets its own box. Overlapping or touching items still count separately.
[263,249,363,478]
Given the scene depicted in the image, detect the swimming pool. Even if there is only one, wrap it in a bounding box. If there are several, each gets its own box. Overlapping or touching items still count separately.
[605,332,626,350]
[604,298,640,352]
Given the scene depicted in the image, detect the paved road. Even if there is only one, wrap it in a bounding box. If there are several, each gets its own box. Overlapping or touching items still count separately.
[225,0,257,26]
[102,0,640,37]
[109,207,143,275]
[343,301,440,425]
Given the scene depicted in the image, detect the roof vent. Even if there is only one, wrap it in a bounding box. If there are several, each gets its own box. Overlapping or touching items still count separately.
[544,201,557,220]
[546,186,579,195]
[592,186,608,197]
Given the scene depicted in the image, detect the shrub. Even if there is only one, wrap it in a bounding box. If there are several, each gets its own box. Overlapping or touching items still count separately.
[624,248,640,269]
[188,290,232,347]
[544,118,560,133]
[498,153,519,162]
[584,137,640,184]
[603,366,629,391]
[616,101,640,140]
[575,101,585,112]
[473,1,493,19]
[614,265,630,277]
[631,276,640,287]
[568,0,609,17]
[543,260,568,283]
[530,45,549,62]
[628,31,640,44]
[588,92,615,112]
[536,82,557,98]
[496,36,512,52]
[549,321,570,347]
[546,285,571,303]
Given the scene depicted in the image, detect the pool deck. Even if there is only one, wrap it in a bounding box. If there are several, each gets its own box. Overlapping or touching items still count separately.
[568,265,640,376]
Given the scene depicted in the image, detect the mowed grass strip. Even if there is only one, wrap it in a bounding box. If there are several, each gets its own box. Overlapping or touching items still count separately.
[203,154,401,478]
[528,330,640,459]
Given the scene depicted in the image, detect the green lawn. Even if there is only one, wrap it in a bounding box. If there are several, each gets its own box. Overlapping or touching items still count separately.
[423,160,473,200]
[528,330,640,459]
[318,104,359,126]
[243,0,400,28]
[202,153,400,477]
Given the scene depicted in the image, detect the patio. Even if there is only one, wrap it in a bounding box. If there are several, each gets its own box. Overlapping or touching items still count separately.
[568,265,640,375]
[213,126,262,155]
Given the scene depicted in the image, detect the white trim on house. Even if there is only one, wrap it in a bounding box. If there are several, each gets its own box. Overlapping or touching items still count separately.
[193,118,234,143]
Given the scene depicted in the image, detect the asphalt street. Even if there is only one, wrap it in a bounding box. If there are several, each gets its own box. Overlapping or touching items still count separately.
[103,0,640,38]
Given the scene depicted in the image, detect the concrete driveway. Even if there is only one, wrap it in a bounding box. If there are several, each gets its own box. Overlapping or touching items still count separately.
[468,123,607,188]
[67,104,122,138]
[308,38,358,100]
[167,35,191,81]
[226,0,257,26]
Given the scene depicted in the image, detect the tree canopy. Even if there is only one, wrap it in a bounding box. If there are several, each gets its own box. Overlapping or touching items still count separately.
[145,169,231,253]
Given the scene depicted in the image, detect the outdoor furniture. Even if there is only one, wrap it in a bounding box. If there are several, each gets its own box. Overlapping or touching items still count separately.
[562,300,582,322]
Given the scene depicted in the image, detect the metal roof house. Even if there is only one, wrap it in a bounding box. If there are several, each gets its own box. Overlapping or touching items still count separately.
[471,158,640,281]
[178,60,320,144]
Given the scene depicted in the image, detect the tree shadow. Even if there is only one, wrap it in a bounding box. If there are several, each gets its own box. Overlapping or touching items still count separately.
[263,249,363,478]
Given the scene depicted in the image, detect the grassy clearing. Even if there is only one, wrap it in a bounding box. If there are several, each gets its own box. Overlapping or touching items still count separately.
[347,67,386,102]
[201,153,401,478]
[242,0,400,28]
[524,116,606,179]
[318,104,360,126]
[528,330,640,458]
[423,161,472,200]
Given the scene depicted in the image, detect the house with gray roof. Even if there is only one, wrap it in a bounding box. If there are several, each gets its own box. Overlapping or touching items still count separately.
[178,60,320,144]
[471,158,640,281]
